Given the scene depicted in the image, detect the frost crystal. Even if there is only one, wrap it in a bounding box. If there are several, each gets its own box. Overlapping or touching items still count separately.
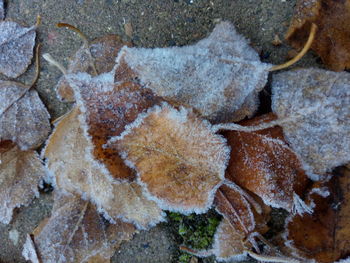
[272,68,350,177]
[114,21,271,123]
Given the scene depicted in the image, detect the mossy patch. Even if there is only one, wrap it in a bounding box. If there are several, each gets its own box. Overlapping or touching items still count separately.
[167,210,221,263]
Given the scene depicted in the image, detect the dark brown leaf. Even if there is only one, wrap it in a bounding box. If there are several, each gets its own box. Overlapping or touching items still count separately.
[284,167,350,262]
[286,0,350,71]
[223,114,310,211]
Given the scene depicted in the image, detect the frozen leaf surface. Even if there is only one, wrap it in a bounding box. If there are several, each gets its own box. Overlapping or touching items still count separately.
[286,0,350,71]
[223,114,309,211]
[0,141,45,224]
[0,20,36,78]
[0,80,51,150]
[114,21,271,123]
[284,167,350,263]
[44,108,164,229]
[272,69,350,177]
[0,0,4,20]
[22,192,135,263]
[57,35,129,102]
[110,103,230,214]
[211,217,250,262]
[67,72,163,181]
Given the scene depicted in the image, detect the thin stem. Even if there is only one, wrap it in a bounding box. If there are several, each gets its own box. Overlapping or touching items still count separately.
[56,23,98,76]
[1,43,42,116]
[42,53,67,75]
[269,23,317,72]
[212,118,285,133]
[56,23,89,47]
[30,43,41,88]
[245,250,300,263]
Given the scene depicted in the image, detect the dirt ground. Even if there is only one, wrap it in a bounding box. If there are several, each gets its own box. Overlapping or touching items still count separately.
[0,0,321,262]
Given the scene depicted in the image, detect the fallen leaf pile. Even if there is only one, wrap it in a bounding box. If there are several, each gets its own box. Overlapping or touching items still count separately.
[0,1,349,262]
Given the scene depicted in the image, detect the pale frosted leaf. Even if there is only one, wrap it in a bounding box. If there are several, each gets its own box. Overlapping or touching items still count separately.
[272,69,350,177]
[214,183,256,234]
[0,141,45,224]
[22,235,40,263]
[0,80,51,150]
[212,218,249,262]
[23,192,135,263]
[0,0,4,20]
[114,21,270,123]
[66,72,162,181]
[0,21,36,78]
[224,114,309,211]
[110,103,230,214]
[57,35,128,102]
[284,167,350,262]
[44,108,164,229]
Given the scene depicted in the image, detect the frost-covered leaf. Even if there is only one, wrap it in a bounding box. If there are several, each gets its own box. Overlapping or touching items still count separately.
[110,103,230,214]
[272,68,350,178]
[284,167,350,263]
[0,141,45,224]
[0,0,4,20]
[211,217,250,262]
[0,80,51,150]
[215,183,255,234]
[66,72,163,181]
[286,0,350,71]
[212,182,270,262]
[57,34,129,102]
[44,108,164,229]
[223,114,310,211]
[0,20,36,78]
[22,192,135,263]
[114,21,271,123]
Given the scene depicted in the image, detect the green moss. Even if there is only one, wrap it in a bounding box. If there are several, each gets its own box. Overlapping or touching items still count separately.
[167,210,221,263]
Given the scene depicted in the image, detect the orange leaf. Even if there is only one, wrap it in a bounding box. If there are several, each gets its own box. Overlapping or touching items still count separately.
[110,103,230,213]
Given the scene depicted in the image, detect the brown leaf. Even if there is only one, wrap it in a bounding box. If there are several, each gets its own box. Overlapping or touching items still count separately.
[57,34,130,102]
[0,20,36,78]
[286,0,350,71]
[22,192,135,263]
[272,69,350,178]
[114,21,270,123]
[110,103,230,214]
[44,108,164,229]
[66,73,163,181]
[0,141,46,224]
[283,167,350,263]
[223,113,310,211]
[0,80,51,150]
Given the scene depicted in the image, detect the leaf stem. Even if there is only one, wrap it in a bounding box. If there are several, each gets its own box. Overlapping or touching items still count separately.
[269,23,317,72]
